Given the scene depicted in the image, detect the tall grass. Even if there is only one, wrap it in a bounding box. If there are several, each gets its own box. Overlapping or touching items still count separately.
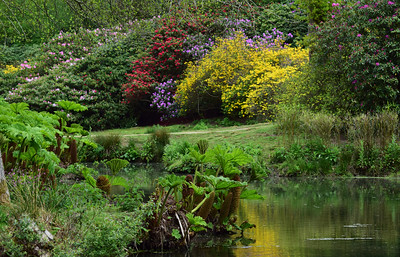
[348,109,398,149]
[275,104,303,143]
[301,111,340,143]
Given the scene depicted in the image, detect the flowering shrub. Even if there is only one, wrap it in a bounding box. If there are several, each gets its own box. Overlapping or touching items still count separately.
[176,31,308,118]
[150,80,179,120]
[122,10,259,107]
[255,2,308,44]
[311,0,400,112]
[123,11,221,102]
[4,21,151,130]
[2,65,19,74]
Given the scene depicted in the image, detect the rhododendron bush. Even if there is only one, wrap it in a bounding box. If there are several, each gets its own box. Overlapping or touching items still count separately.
[311,0,400,112]
[175,32,308,118]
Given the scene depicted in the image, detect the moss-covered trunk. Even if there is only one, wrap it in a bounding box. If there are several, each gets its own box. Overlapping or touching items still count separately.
[0,150,10,205]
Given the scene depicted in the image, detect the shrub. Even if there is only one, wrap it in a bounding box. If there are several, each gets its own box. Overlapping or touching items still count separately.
[311,0,400,113]
[255,2,308,45]
[382,136,400,174]
[271,140,339,176]
[6,26,145,130]
[176,31,308,118]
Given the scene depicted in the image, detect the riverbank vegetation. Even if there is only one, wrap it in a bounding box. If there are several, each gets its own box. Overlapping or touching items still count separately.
[1,0,400,256]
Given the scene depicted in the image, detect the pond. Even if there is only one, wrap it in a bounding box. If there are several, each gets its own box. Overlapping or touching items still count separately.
[123,166,400,257]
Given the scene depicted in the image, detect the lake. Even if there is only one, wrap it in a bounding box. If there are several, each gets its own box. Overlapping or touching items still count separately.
[123,166,399,257]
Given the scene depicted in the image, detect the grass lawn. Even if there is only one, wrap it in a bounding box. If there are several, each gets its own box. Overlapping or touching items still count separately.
[90,122,282,158]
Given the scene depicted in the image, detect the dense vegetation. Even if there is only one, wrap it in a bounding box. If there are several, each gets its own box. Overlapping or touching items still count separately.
[1,0,400,256]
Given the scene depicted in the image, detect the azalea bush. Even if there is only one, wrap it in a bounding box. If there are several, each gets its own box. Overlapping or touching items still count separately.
[176,31,308,118]
[5,21,152,130]
[311,0,400,112]
[122,9,258,119]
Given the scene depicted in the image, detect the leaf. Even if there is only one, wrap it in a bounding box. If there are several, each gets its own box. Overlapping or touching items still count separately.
[189,148,206,163]
[82,167,96,188]
[65,123,87,135]
[229,148,253,166]
[57,100,88,112]
[158,174,186,189]
[199,174,247,191]
[239,221,256,231]
[171,229,182,240]
[204,145,252,176]
[80,138,98,148]
[106,158,129,176]
[240,189,264,200]
[107,176,130,189]
[9,102,29,114]
[188,182,208,195]
[186,213,208,232]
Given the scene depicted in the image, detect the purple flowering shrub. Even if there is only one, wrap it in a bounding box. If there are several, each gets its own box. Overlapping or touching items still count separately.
[311,0,400,112]
[151,80,180,120]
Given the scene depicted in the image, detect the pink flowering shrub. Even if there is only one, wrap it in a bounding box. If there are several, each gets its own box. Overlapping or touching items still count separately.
[311,0,400,112]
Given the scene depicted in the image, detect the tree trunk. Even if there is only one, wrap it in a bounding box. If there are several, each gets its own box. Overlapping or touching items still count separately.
[0,150,10,205]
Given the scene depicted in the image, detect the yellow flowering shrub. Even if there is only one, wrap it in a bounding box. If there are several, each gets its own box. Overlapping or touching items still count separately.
[2,65,19,74]
[176,32,309,118]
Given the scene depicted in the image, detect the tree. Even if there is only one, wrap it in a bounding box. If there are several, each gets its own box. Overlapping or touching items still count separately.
[0,150,10,205]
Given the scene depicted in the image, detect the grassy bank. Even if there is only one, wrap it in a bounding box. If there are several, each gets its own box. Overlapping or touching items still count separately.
[90,122,280,158]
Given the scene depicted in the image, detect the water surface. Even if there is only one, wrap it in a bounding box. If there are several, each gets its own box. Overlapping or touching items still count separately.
[126,166,399,257]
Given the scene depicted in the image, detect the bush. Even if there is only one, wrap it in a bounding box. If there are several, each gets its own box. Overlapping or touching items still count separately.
[176,31,308,118]
[5,26,146,130]
[255,2,308,45]
[271,140,339,176]
[311,0,400,113]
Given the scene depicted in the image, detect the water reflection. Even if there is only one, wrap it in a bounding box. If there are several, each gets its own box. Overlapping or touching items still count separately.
[236,178,400,257]
[124,166,400,257]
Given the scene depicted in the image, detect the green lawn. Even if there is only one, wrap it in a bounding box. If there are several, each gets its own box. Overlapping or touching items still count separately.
[90,122,282,158]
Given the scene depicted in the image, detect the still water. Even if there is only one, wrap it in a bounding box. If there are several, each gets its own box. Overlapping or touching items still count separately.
[125,166,399,257]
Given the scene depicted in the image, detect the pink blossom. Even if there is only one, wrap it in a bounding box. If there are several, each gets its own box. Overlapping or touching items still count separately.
[332,3,340,6]
[388,1,395,5]
[376,62,380,66]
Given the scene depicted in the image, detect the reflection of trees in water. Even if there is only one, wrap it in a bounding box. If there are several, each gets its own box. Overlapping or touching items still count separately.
[237,178,399,257]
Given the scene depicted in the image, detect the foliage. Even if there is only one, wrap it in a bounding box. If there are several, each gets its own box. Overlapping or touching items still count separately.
[295,0,332,24]
[348,109,398,150]
[92,134,121,161]
[271,139,340,176]
[106,158,129,176]
[311,0,400,113]
[176,31,308,118]
[0,100,60,173]
[255,2,308,45]
[5,25,145,130]
[163,140,196,173]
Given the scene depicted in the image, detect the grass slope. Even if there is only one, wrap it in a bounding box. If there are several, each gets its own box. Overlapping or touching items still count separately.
[90,122,281,157]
